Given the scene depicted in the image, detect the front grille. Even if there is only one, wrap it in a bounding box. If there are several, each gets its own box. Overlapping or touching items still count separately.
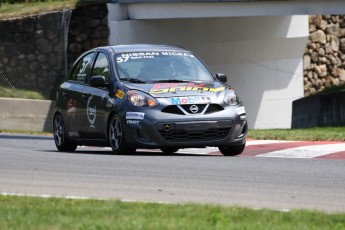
[205,104,224,114]
[162,104,224,115]
[161,105,185,115]
[159,128,231,142]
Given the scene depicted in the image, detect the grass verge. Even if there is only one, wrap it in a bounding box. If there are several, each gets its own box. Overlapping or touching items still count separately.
[0,195,344,230]
[0,129,52,136]
[0,0,77,19]
[248,127,345,142]
[0,84,46,100]
[0,0,110,20]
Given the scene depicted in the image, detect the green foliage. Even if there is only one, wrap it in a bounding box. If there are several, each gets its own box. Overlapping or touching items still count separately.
[0,195,344,230]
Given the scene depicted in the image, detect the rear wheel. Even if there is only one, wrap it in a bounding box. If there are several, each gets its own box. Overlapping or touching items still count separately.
[218,143,245,156]
[160,147,179,154]
[108,115,136,154]
[53,113,77,152]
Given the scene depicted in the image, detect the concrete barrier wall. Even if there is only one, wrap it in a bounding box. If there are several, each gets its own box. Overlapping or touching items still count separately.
[0,98,55,132]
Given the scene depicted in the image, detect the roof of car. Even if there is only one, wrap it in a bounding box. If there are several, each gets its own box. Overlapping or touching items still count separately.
[99,44,189,53]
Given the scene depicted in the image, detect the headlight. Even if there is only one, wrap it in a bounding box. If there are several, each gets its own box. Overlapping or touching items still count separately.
[224,89,239,105]
[127,90,159,107]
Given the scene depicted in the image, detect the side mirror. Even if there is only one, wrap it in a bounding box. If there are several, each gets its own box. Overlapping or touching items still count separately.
[90,75,106,88]
[216,73,227,83]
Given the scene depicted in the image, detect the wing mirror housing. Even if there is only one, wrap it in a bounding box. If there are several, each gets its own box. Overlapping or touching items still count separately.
[216,73,227,83]
[90,75,106,88]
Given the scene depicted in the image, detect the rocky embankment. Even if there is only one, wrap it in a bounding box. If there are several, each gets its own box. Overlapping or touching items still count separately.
[304,15,345,96]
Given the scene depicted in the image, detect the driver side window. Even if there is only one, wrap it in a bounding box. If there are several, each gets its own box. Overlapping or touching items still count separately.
[91,52,110,83]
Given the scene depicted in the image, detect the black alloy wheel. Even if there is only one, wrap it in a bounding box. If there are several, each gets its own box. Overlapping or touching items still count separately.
[53,113,77,152]
[108,114,136,154]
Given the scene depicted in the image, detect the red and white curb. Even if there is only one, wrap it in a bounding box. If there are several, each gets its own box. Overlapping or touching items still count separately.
[80,139,345,159]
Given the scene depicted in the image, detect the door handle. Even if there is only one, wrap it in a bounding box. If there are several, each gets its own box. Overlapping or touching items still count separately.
[82,94,90,101]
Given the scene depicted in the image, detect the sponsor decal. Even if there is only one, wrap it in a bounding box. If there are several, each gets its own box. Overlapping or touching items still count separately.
[149,83,225,94]
[170,96,211,105]
[78,57,92,79]
[68,132,80,137]
[115,89,125,99]
[116,52,194,63]
[127,120,140,125]
[235,106,246,115]
[126,112,145,120]
[127,120,141,128]
[87,96,97,128]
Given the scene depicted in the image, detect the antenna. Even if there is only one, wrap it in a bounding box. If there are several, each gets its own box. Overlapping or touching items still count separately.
[116,34,121,45]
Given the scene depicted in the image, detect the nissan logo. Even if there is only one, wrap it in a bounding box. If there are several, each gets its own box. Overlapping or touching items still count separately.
[189,105,199,113]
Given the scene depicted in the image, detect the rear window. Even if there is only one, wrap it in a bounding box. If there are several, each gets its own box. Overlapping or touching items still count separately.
[70,52,95,83]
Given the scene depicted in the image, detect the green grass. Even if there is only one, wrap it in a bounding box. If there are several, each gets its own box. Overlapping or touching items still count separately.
[0,195,344,230]
[0,0,77,19]
[0,0,110,20]
[248,127,345,142]
[0,84,46,99]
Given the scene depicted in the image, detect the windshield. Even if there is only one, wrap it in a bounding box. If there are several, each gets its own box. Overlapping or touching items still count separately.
[115,51,214,82]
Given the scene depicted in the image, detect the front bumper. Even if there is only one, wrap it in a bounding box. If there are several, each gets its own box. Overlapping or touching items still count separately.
[120,104,247,149]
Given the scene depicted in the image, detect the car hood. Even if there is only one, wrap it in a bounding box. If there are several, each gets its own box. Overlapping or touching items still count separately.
[122,81,228,98]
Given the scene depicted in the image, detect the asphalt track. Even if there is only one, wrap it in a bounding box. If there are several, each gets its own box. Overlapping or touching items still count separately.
[1,134,345,212]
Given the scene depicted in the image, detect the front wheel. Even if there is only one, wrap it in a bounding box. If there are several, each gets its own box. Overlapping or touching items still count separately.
[108,115,136,154]
[53,113,77,152]
[218,143,245,156]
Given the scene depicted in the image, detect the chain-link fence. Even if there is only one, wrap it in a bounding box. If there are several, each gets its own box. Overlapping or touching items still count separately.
[0,10,71,100]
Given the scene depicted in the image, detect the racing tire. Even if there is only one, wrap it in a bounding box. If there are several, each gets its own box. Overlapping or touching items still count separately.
[160,147,180,154]
[108,115,136,154]
[218,143,245,156]
[53,113,77,152]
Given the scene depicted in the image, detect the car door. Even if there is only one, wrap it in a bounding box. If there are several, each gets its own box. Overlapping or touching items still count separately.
[60,51,95,138]
[79,51,112,140]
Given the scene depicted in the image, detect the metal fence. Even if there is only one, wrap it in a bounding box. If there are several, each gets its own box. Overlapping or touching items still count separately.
[0,10,71,100]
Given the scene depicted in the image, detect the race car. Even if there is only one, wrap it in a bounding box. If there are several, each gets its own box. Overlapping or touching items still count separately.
[53,44,247,156]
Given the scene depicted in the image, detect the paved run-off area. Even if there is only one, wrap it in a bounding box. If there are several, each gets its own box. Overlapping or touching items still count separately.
[1,134,345,212]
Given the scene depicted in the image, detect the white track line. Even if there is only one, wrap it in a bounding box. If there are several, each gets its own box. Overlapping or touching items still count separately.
[257,143,345,159]
[245,140,298,146]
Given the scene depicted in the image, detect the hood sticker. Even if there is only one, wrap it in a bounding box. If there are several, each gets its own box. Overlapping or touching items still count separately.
[149,83,225,94]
